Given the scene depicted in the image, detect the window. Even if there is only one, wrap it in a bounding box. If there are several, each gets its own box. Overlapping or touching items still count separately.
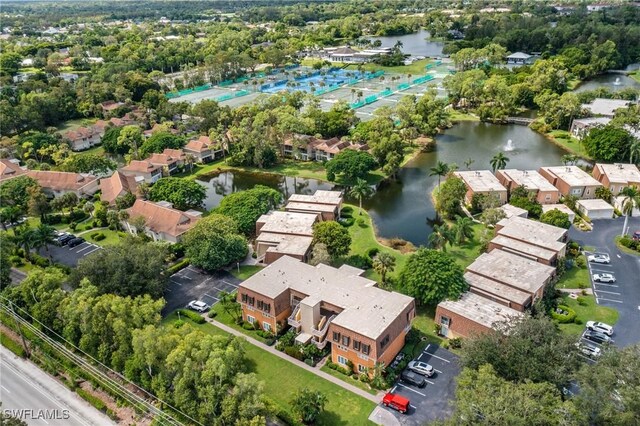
[241,294,248,303]
[362,344,370,355]
[342,335,350,346]
[247,315,256,324]
[248,297,255,306]
[380,334,390,349]
[333,332,341,342]
[353,340,361,351]
[337,355,348,365]
[358,364,367,373]
[264,303,271,313]
[257,300,263,309]
[586,189,591,195]
[571,188,582,195]
[263,322,271,332]
[440,316,450,326]
[545,194,551,201]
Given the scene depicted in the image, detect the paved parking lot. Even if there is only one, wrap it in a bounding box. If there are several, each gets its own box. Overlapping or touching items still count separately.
[569,217,640,347]
[371,344,460,425]
[42,241,102,267]
[163,265,242,315]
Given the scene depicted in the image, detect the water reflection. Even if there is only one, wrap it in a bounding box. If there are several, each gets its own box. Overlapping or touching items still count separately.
[197,170,335,210]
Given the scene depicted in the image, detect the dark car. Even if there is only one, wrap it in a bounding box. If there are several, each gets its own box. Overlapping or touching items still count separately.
[67,237,86,248]
[633,230,640,241]
[56,234,75,246]
[400,370,427,388]
[584,330,612,345]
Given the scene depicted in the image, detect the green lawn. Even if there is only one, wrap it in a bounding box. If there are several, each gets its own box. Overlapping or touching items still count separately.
[301,58,435,76]
[319,365,377,395]
[446,223,488,269]
[77,145,105,157]
[162,313,376,425]
[344,204,410,280]
[84,229,125,246]
[557,294,619,336]
[230,265,263,280]
[614,236,640,257]
[546,130,592,160]
[630,71,640,83]
[449,110,480,122]
[556,264,590,289]
[208,303,273,345]
[57,118,98,133]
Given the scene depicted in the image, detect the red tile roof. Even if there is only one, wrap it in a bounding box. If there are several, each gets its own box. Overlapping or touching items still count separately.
[126,199,200,238]
[121,160,162,174]
[0,159,27,182]
[100,171,142,204]
[26,170,98,192]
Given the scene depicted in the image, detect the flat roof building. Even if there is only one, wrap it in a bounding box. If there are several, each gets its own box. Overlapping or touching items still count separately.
[435,292,524,339]
[538,166,602,199]
[496,169,561,204]
[285,190,343,221]
[592,163,640,196]
[238,256,415,375]
[453,170,507,205]
[466,249,556,303]
[581,98,631,117]
[576,198,614,220]
[570,117,611,140]
[499,204,528,219]
[255,211,318,264]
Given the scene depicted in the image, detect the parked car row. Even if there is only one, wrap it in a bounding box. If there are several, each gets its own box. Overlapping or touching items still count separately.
[384,359,437,413]
[579,321,614,357]
[55,232,85,248]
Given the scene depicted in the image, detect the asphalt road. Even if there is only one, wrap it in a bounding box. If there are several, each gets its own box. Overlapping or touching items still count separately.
[0,348,115,426]
[569,216,640,347]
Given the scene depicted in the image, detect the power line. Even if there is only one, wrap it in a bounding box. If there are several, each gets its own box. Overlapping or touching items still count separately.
[1,297,203,426]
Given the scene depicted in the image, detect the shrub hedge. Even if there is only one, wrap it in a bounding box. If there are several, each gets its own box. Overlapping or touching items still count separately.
[176,309,206,324]
[167,258,190,275]
[550,304,577,323]
[1,332,26,357]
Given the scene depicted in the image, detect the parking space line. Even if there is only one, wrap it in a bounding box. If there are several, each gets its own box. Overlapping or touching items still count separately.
[423,351,451,364]
[75,244,95,253]
[83,247,101,256]
[391,385,397,393]
[594,283,619,288]
[170,280,183,286]
[222,280,238,287]
[396,383,426,396]
[434,369,443,374]
[594,289,620,295]
[203,293,219,301]
[596,297,623,304]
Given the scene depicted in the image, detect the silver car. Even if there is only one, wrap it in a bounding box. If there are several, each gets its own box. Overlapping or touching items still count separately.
[187,300,210,313]
[407,361,434,377]
[587,254,610,264]
[592,273,616,283]
[577,342,601,358]
[586,321,614,336]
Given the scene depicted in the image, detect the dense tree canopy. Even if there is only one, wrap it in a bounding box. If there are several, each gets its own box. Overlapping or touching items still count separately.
[399,248,466,305]
[216,185,281,235]
[312,221,351,258]
[183,214,248,271]
[582,125,635,163]
[148,177,207,210]
[436,176,466,219]
[325,150,377,184]
[139,131,186,158]
[540,209,572,229]
[70,237,169,298]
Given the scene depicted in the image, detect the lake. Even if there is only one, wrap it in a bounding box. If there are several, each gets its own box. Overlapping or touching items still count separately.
[369,29,444,58]
[574,73,640,92]
[197,122,569,247]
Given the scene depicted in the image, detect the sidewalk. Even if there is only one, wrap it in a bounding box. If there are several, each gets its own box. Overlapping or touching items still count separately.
[205,317,382,404]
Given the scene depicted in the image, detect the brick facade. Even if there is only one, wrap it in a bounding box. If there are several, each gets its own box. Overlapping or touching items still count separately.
[435,306,492,339]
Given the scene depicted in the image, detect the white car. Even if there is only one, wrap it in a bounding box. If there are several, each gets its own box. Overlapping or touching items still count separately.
[187,300,210,313]
[592,273,616,283]
[587,254,610,264]
[586,321,614,336]
[407,361,434,377]
[576,342,601,358]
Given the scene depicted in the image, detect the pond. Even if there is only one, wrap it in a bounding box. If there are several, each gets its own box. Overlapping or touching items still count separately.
[369,29,444,58]
[197,170,335,210]
[362,122,569,246]
[197,122,569,247]
[573,72,640,93]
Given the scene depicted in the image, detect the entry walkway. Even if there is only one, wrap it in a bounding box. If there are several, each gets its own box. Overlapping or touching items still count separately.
[204,317,382,403]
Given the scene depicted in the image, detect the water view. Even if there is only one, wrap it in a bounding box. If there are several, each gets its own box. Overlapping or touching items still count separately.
[198,122,569,246]
[573,72,640,92]
[197,170,335,210]
[369,29,444,58]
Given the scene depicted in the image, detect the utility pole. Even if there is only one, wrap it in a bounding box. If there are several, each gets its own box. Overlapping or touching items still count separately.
[8,302,30,358]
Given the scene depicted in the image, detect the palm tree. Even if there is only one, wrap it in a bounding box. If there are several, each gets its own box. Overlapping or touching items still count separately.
[184,153,196,173]
[12,225,36,262]
[428,224,453,252]
[629,139,640,164]
[429,161,450,188]
[452,215,475,245]
[490,152,509,172]
[0,206,22,231]
[464,158,475,170]
[372,252,396,285]
[349,178,374,214]
[33,224,56,260]
[620,186,640,237]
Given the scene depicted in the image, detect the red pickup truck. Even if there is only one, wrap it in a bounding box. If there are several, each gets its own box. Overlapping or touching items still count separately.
[382,392,410,414]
